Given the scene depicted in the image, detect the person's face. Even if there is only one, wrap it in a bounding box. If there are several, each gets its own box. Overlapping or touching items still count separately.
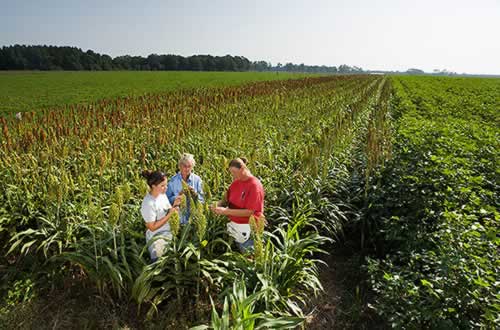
[152,178,168,195]
[228,166,242,180]
[180,161,193,179]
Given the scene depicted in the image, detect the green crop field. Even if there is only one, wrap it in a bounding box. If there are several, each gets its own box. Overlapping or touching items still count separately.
[0,71,314,115]
[0,73,498,328]
[364,76,499,328]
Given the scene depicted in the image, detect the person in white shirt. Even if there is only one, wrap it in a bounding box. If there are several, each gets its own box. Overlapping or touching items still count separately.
[140,170,180,261]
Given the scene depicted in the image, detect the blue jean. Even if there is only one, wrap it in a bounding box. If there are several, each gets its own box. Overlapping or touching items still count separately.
[237,239,254,253]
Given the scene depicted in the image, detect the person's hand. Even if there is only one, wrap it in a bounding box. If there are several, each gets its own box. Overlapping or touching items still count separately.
[169,207,179,215]
[186,186,197,197]
[173,196,182,207]
[212,206,227,216]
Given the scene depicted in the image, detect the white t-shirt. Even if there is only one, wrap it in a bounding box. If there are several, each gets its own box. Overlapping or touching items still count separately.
[141,193,172,242]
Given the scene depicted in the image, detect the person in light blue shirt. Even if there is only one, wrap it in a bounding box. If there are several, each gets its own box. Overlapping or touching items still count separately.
[166,153,204,224]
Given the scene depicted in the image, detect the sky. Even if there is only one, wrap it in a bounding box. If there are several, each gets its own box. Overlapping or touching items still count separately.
[1,0,499,74]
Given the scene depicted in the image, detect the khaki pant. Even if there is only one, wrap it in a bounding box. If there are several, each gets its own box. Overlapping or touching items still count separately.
[146,231,172,260]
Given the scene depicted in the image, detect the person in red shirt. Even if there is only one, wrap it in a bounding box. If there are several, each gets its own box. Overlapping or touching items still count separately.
[210,157,265,252]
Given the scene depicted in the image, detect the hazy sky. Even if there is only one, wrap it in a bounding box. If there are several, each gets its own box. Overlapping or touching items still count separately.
[2,0,499,74]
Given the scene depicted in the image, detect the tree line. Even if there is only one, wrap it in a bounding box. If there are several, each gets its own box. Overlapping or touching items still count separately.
[0,45,363,73]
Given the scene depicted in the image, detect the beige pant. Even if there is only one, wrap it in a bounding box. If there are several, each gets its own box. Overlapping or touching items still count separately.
[146,231,172,260]
[226,222,251,243]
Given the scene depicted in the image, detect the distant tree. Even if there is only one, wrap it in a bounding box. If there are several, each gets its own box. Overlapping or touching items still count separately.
[252,61,269,71]
[407,68,425,75]
[161,55,179,70]
[219,55,235,71]
[147,54,162,70]
[188,56,203,71]
[100,54,113,70]
[61,48,83,70]
[232,56,250,71]
[177,56,188,70]
[130,56,147,70]
[202,56,216,71]
[283,62,292,71]
[82,50,100,70]
[338,64,351,73]
[0,44,365,74]
[113,55,132,70]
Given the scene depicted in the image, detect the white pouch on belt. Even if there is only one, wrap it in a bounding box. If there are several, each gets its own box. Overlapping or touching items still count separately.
[226,222,251,243]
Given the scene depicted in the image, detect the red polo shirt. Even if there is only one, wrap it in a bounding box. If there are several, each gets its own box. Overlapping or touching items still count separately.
[227,176,264,224]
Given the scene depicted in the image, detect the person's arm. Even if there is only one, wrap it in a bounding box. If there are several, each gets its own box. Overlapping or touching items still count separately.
[196,178,205,203]
[213,183,264,217]
[211,190,255,217]
[210,191,228,210]
[213,207,253,217]
[172,197,181,208]
[166,179,176,205]
[145,207,178,232]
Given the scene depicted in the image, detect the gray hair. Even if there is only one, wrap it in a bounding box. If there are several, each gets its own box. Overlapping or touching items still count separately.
[178,153,196,167]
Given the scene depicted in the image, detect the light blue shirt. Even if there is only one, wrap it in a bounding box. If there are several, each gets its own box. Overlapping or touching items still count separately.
[166,172,204,224]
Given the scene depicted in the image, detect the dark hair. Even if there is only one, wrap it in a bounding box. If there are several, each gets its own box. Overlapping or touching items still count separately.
[228,157,248,169]
[141,170,166,187]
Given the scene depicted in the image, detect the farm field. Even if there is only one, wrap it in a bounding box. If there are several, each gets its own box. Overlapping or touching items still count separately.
[362,76,499,328]
[0,73,498,329]
[0,71,314,115]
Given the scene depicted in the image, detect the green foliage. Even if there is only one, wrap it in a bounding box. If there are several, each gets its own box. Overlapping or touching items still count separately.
[190,278,304,330]
[1,278,35,312]
[362,76,500,328]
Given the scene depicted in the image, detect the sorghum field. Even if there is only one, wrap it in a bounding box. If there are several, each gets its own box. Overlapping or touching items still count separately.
[0,71,311,116]
[0,73,498,329]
